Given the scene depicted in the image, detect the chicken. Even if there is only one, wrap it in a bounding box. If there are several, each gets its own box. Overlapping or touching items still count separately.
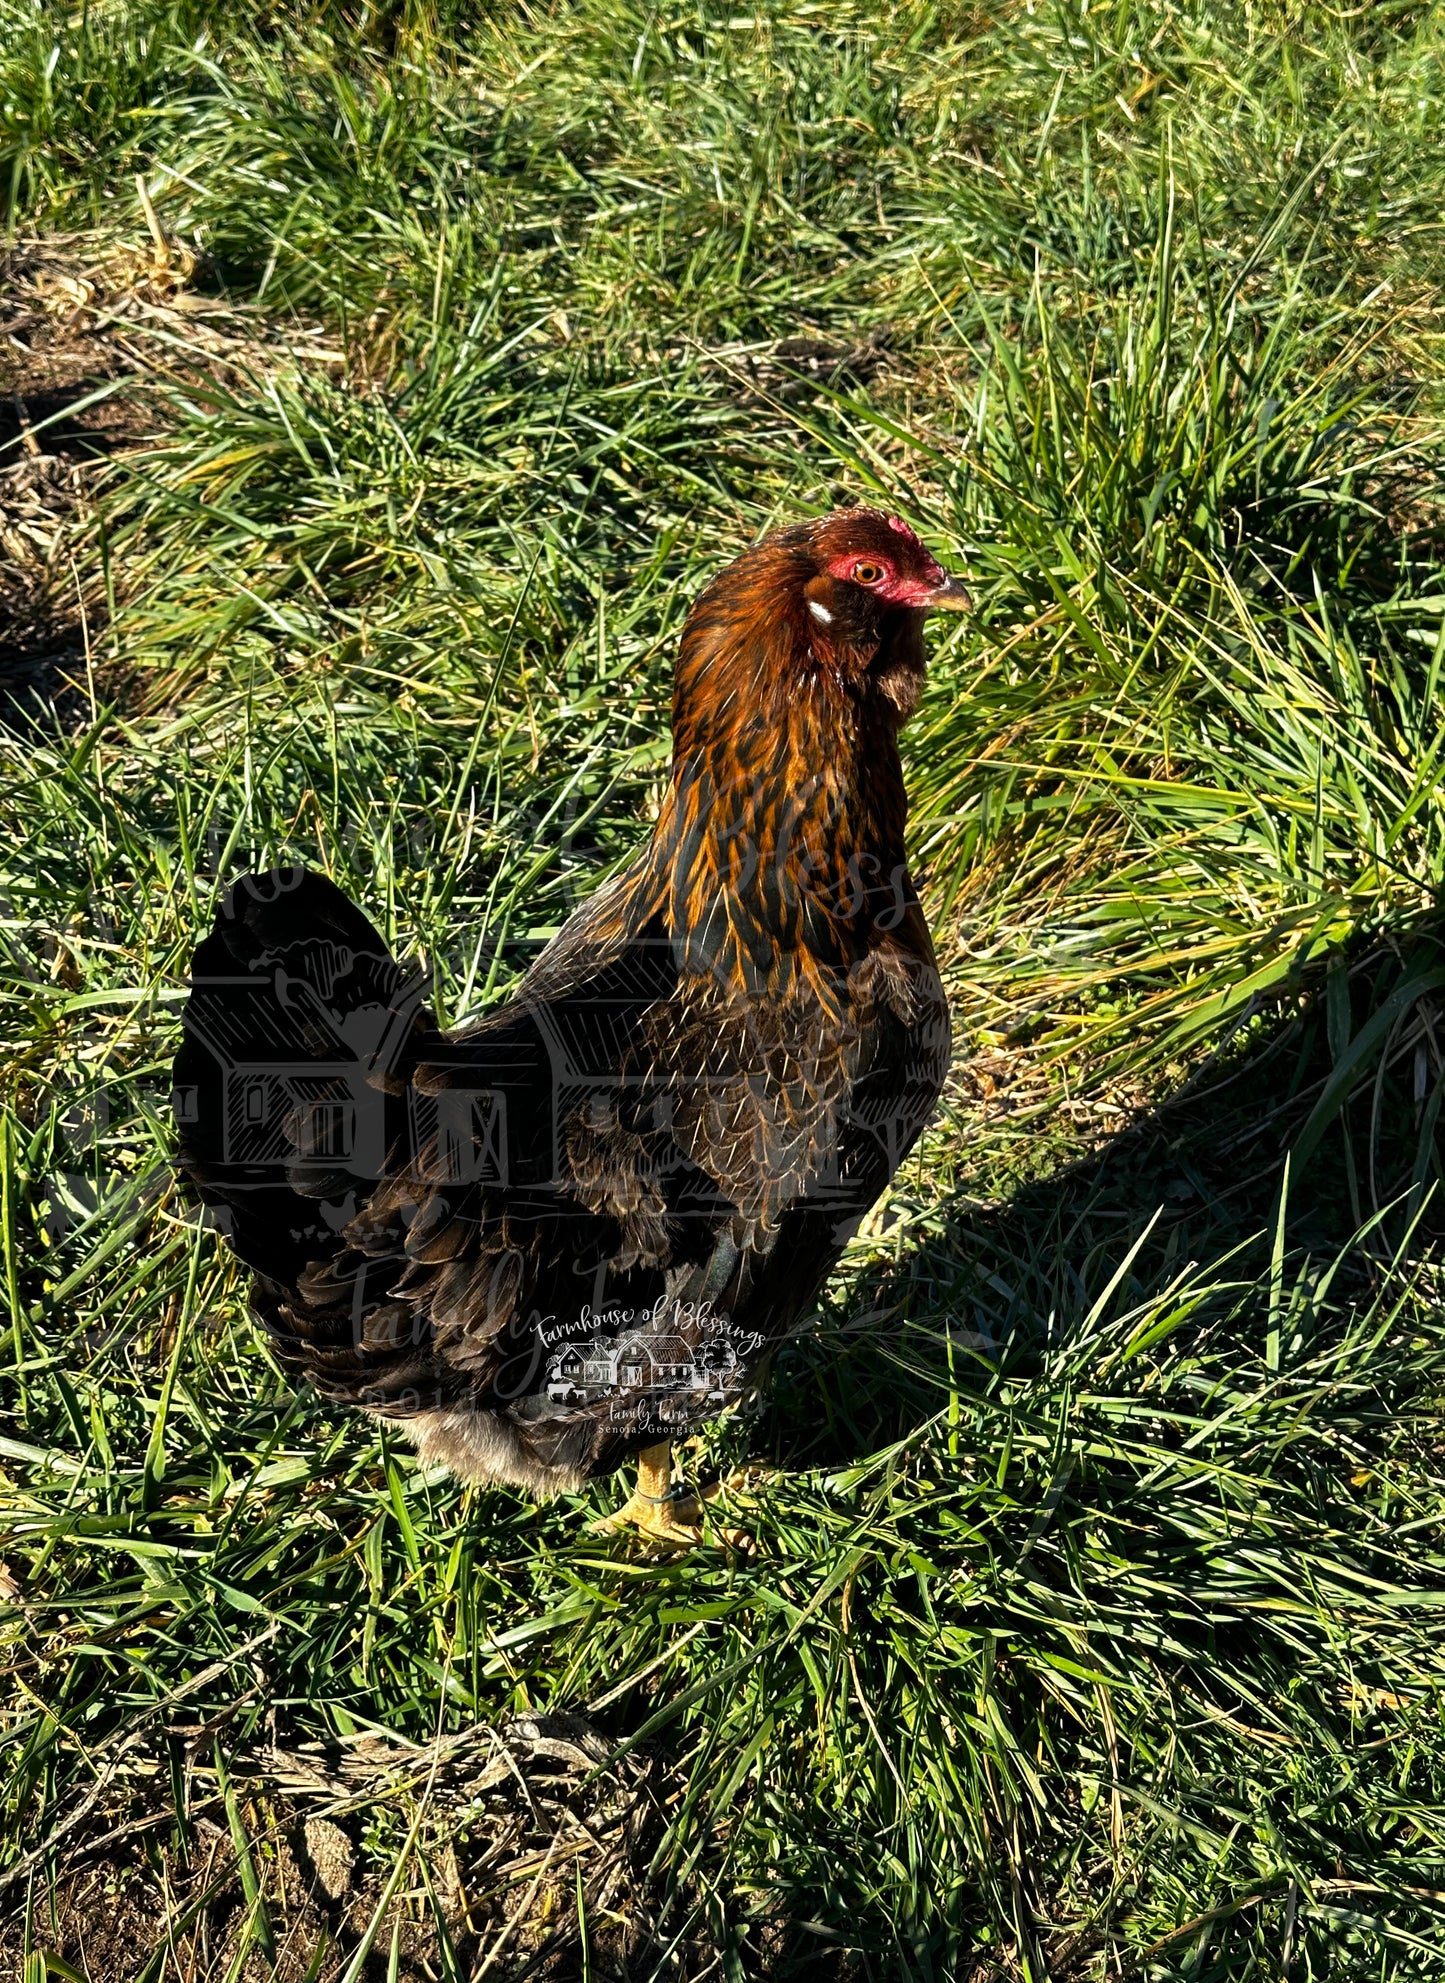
[172,509,967,1541]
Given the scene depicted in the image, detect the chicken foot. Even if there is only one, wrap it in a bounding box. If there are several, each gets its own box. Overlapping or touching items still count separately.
[594,1440,762,1549]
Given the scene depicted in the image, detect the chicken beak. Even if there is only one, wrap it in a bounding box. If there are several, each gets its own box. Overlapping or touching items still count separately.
[922,575,973,612]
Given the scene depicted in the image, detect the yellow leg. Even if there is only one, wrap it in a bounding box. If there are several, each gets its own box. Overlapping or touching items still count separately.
[637,1439,673,1507]
[592,1440,769,1550]
[593,1440,699,1546]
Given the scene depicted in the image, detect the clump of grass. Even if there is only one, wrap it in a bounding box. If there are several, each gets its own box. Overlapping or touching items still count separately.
[7,1,1445,1978]
[96,304,758,700]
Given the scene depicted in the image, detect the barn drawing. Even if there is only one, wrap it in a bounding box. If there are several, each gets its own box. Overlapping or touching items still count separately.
[175,949,506,1189]
[544,1331,748,1405]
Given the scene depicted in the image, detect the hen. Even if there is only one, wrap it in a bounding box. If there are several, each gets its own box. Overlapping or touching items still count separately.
[173,510,967,1540]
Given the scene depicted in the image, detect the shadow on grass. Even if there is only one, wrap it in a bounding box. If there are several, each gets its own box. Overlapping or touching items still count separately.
[0,323,146,728]
[724,924,1445,1979]
[771,924,1445,1478]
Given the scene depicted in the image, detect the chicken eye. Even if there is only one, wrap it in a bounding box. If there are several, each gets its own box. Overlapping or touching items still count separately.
[852,561,883,584]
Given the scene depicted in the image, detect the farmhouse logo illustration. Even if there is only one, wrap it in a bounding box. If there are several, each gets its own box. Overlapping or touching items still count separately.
[543,1299,764,1427]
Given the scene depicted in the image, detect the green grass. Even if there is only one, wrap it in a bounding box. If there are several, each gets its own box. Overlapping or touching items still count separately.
[5,1,1445,1976]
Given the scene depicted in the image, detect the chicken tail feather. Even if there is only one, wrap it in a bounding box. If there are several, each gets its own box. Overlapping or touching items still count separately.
[171,866,429,1289]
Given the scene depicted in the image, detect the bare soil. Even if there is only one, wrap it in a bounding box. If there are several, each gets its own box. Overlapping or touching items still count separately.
[0,240,337,727]
[0,1696,876,1980]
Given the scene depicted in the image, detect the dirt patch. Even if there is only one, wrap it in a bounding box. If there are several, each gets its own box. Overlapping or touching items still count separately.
[705,326,895,412]
[0,240,339,726]
[0,451,94,719]
[0,1712,773,1982]
[0,243,168,722]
